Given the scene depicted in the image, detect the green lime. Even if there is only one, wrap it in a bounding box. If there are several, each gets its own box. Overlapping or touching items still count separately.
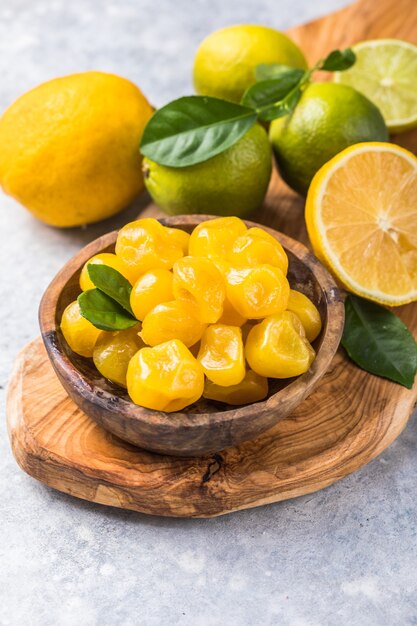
[269,82,389,195]
[334,39,417,133]
[193,24,307,104]
[143,123,272,217]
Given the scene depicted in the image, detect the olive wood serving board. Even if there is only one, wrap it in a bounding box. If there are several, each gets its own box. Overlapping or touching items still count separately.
[7,0,417,517]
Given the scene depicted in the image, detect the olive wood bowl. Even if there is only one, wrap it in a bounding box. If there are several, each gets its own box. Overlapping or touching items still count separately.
[39,215,344,457]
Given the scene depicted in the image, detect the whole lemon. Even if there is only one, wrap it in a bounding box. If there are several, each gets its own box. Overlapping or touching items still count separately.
[0,72,153,227]
[193,25,307,103]
[269,82,389,195]
[143,123,272,217]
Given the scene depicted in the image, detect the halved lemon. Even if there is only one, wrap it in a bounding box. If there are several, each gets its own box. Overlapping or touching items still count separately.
[334,39,417,133]
[306,142,417,306]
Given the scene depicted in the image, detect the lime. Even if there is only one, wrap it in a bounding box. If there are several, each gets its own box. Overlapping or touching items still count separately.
[143,123,272,217]
[193,25,307,103]
[269,82,388,195]
[334,39,417,133]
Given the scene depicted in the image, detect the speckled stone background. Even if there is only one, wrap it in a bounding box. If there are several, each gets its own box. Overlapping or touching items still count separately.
[1,1,416,625]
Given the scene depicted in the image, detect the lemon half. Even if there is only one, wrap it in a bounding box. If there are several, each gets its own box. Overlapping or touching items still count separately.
[306,142,417,306]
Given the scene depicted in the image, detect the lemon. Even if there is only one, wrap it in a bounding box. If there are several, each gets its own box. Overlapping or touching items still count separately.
[0,71,153,227]
[193,25,307,103]
[334,39,417,133]
[306,142,417,306]
[143,123,272,217]
[269,82,389,195]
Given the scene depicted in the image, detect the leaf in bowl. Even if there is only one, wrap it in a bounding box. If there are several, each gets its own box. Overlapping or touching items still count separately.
[87,263,133,315]
[78,289,137,332]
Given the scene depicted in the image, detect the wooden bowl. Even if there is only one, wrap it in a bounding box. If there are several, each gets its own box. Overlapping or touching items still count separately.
[39,215,344,457]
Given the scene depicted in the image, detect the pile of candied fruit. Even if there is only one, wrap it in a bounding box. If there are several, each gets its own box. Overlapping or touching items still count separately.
[61,217,322,412]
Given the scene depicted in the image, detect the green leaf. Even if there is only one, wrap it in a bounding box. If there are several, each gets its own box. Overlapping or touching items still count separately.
[341,295,417,389]
[78,289,137,332]
[140,96,257,167]
[320,48,356,71]
[255,64,305,82]
[257,88,301,122]
[87,264,133,315]
[241,72,304,110]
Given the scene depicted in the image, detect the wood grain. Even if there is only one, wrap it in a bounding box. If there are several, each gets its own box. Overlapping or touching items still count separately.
[287,0,417,60]
[7,330,417,517]
[6,0,417,516]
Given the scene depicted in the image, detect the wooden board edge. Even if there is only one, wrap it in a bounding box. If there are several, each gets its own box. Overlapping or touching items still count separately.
[6,338,417,518]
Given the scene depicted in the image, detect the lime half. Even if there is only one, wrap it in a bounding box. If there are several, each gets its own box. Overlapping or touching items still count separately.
[334,39,417,133]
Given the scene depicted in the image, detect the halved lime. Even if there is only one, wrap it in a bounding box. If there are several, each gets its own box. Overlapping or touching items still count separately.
[334,39,417,133]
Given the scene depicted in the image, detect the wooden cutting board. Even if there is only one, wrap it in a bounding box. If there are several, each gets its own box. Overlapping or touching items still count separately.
[7,0,417,517]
